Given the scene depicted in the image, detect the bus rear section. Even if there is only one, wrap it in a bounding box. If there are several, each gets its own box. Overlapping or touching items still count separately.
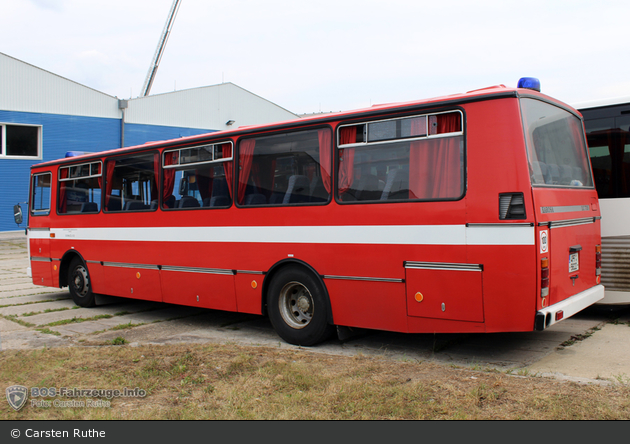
[521,97,604,329]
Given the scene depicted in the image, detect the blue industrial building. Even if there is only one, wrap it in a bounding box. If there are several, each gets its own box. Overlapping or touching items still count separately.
[0,52,298,232]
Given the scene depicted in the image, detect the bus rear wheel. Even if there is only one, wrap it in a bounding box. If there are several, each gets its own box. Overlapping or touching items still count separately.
[67,257,95,307]
[267,266,334,346]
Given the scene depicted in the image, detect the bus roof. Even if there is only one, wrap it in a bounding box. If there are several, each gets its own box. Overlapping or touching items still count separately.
[573,95,630,111]
[31,84,570,170]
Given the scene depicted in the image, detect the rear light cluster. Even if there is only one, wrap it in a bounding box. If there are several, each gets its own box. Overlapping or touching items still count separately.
[596,245,602,284]
[540,257,549,306]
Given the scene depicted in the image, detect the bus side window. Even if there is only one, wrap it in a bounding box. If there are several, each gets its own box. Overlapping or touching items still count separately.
[238,128,332,206]
[31,172,52,216]
[162,143,233,210]
[104,153,158,212]
[337,112,464,203]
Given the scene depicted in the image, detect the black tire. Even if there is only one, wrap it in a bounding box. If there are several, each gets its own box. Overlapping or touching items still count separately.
[67,257,95,307]
[267,265,335,346]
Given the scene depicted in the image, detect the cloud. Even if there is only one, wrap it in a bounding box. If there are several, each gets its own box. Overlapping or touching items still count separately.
[27,0,65,12]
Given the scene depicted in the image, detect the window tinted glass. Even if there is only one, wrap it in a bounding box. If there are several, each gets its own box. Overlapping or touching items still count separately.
[6,125,39,157]
[582,107,630,198]
[31,173,52,215]
[337,112,463,203]
[521,99,593,188]
[105,153,157,212]
[238,128,332,206]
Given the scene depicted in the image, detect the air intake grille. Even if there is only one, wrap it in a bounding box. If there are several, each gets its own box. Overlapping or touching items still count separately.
[499,193,526,220]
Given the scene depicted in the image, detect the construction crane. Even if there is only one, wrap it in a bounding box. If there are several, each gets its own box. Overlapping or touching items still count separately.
[141,0,182,97]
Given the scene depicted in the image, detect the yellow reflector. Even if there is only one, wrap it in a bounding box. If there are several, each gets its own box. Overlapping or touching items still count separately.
[596,245,601,253]
[251,280,258,289]
[414,292,423,302]
[541,257,549,268]
[50,233,55,238]
[136,272,141,279]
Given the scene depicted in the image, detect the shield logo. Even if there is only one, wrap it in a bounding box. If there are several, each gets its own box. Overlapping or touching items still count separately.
[6,385,28,411]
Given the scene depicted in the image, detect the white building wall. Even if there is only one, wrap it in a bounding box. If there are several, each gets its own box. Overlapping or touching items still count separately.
[0,52,120,119]
[125,83,299,130]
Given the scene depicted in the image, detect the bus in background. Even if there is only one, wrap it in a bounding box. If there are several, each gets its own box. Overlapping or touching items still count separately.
[19,78,604,346]
[576,98,630,305]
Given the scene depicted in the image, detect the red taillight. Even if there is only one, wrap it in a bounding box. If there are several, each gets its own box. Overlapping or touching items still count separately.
[595,245,602,277]
[541,257,549,297]
[555,310,564,321]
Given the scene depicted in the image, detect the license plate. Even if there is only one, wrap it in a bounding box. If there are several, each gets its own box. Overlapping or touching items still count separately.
[569,252,579,273]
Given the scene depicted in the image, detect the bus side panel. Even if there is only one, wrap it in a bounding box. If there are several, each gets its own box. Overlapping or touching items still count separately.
[99,266,162,302]
[30,261,54,287]
[234,273,263,315]
[405,268,484,322]
[29,238,53,287]
[325,280,408,333]
[161,271,237,311]
[468,245,537,332]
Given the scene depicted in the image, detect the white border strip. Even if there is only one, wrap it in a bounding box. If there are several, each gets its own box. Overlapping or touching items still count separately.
[29,224,535,246]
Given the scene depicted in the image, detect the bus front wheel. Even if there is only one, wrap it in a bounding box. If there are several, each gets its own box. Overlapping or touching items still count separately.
[67,257,95,307]
[267,266,334,346]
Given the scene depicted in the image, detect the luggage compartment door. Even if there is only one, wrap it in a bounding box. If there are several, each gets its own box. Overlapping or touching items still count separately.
[405,262,484,322]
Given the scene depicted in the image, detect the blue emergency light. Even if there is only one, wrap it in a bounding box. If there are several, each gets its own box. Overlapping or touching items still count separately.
[517,77,541,92]
[65,151,92,157]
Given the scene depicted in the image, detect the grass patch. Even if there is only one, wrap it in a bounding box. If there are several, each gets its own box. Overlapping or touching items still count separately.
[35,327,62,336]
[560,325,602,348]
[1,343,629,420]
[42,314,113,327]
[22,307,71,317]
[111,321,145,331]
[0,298,70,309]
[111,337,128,346]
[0,314,35,327]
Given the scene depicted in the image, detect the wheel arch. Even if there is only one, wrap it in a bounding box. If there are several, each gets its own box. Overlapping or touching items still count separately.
[58,250,87,288]
[261,259,334,325]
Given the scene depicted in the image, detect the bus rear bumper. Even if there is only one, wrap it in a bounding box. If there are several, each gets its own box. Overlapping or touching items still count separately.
[535,284,605,331]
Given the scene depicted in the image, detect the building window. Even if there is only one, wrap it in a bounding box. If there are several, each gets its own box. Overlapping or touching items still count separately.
[1,124,42,158]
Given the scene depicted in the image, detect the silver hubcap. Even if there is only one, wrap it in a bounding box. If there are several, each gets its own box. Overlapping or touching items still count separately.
[279,281,313,329]
[72,266,89,297]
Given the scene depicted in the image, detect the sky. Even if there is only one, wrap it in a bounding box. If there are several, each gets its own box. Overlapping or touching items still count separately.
[3,0,630,115]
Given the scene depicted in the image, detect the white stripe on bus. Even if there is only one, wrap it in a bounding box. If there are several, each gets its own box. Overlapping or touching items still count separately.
[28,224,535,246]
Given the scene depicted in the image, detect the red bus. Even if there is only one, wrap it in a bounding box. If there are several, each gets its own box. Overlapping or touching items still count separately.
[20,78,604,345]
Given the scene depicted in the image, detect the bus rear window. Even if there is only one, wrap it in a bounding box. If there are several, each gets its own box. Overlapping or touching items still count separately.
[521,98,593,188]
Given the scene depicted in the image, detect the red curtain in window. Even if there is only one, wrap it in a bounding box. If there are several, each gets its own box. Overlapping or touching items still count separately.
[105,161,116,208]
[222,144,233,198]
[96,163,103,191]
[151,153,159,202]
[163,152,177,207]
[410,113,462,199]
[58,168,68,213]
[238,139,256,203]
[318,129,332,193]
[338,127,356,194]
